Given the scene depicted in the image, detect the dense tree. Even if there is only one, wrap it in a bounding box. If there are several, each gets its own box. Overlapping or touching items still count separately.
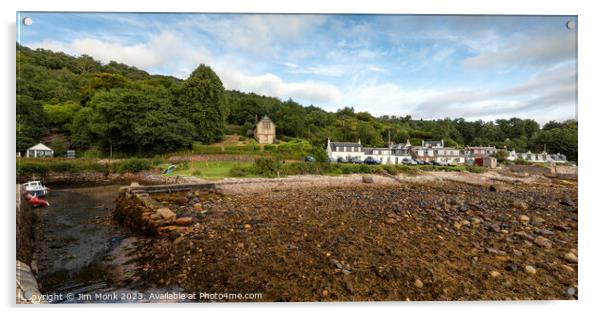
[533,120,578,161]
[179,65,227,143]
[16,95,47,151]
[43,101,81,133]
[73,87,195,154]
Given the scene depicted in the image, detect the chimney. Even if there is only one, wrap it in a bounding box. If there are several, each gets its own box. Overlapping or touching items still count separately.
[441,139,444,147]
[255,114,259,123]
[421,140,424,147]
[358,139,361,145]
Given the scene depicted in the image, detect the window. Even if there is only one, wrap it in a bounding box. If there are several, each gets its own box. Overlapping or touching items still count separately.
[263,121,271,129]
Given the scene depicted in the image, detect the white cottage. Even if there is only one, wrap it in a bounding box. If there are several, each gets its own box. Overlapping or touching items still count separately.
[326,139,365,162]
[26,143,54,158]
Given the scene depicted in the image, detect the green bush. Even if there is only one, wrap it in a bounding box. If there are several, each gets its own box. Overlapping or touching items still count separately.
[466,165,486,173]
[514,158,529,165]
[251,157,282,177]
[113,158,153,173]
[16,159,111,177]
[50,161,76,172]
[17,160,49,177]
[82,148,102,158]
[229,164,250,177]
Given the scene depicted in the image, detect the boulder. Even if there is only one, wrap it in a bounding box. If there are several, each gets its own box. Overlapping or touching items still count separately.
[564,252,578,263]
[524,265,537,275]
[533,236,553,248]
[513,200,529,210]
[156,208,176,221]
[175,217,193,226]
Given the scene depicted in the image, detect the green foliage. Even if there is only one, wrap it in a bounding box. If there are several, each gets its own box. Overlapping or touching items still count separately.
[250,157,282,177]
[112,158,153,173]
[43,101,81,132]
[81,147,102,158]
[72,87,195,154]
[533,120,578,161]
[495,149,509,163]
[16,159,109,177]
[309,146,329,162]
[49,134,69,156]
[514,158,529,165]
[80,72,131,104]
[16,95,47,151]
[229,164,250,177]
[465,165,486,173]
[179,64,227,143]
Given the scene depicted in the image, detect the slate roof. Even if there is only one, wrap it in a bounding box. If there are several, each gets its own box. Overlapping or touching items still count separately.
[424,140,443,147]
[329,142,362,151]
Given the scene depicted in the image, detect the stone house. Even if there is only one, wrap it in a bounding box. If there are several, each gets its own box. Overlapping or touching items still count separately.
[254,116,276,144]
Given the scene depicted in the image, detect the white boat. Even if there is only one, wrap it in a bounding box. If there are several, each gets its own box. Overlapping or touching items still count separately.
[23,181,48,197]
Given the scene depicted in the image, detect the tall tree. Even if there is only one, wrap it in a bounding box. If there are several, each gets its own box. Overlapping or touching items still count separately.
[180,65,227,143]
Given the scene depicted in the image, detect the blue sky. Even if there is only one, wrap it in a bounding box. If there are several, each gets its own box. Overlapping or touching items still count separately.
[17,13,577,123]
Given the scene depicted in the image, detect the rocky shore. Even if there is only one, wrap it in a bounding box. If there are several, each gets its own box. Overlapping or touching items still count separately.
[124,176,577,301]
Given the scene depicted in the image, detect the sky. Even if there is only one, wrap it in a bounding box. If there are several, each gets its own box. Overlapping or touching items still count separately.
[17,13,577,124]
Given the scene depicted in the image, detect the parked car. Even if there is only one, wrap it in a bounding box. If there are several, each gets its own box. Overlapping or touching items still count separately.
[364,157,381,165]
[304,156,316,162]
[402,158,417,165]
[434,161,449,166]
[336,157,345,163]
[349,157,363,164]
[415,159,426,165]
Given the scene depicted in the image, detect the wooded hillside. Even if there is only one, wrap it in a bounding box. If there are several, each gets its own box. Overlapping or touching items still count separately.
[16,44,578,160]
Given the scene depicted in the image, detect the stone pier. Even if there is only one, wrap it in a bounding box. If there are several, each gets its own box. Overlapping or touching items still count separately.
[114,182,220,239]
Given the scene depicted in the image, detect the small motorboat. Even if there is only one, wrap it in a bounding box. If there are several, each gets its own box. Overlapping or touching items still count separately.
[26,194,50,207]
[23,181,48,197]
[163,165,177,174]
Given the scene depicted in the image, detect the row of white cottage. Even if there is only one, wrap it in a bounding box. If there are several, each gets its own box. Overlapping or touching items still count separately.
[326,139,567,165]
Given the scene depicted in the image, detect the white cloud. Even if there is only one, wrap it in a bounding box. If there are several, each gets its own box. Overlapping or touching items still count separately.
[185,14,327,57]
[29,38,162,69]
[340,63,576,124]
[28,31,212,79]
[217,67,342,104]
[463,31,576,69]
[284,63,348,77]
[367,65,387,73]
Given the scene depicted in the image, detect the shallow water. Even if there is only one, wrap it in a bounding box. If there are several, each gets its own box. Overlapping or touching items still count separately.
[32,184,194,303]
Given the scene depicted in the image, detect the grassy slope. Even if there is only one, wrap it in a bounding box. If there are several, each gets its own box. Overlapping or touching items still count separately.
[165,161,254,180]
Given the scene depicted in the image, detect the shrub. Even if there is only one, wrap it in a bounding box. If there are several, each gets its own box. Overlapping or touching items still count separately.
[82,148,102,158]
[17,160,49,177]
[466,166,486,173]
[113,158,153,173]
[229,165,250,177]
[251,157,281,177]
[514,158,529,165]
[309,147,329,162]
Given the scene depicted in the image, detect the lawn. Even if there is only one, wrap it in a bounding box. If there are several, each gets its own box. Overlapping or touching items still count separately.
[165,160,254,180]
